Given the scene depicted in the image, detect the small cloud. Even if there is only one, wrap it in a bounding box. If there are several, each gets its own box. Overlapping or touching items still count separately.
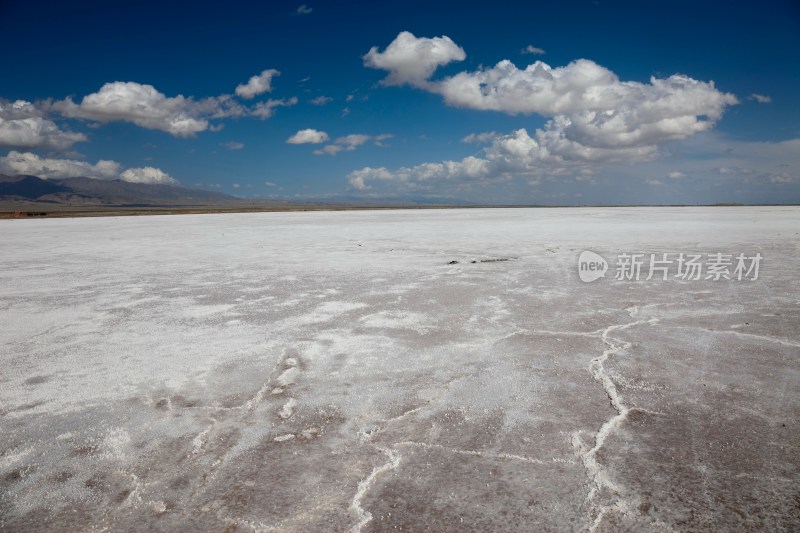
[346,94,354,102]
[220,141,244,150]
[717,166,753,176]
[770,174,795,184]
[668,171,686,179]
[235,69,280,99]
[232,183,241,189]
[296,4,312,14]
[287,128,329,144]
[522,45,546,55]
[120,167,179,185]
[309,95,333,106]
[341,107,350,117]
[265,181,278,187]
[528,178,541,186]
[750,93,772,104]
[647,179,663,187]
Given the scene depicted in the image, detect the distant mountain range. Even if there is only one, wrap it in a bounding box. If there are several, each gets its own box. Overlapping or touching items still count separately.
[0,174,238,206]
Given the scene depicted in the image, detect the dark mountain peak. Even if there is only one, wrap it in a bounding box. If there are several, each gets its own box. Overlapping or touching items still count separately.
[0,174,71,200]
[0,174,238,206]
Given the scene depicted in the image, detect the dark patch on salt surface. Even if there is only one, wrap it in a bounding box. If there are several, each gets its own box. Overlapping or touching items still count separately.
[23,375,50,386]
[83,474,106,490]
[3,468,25,483]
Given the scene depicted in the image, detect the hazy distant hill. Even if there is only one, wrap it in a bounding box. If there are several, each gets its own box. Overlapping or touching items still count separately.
[0,174,238,206]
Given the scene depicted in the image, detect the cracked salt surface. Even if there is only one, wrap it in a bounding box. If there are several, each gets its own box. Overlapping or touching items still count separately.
[1,207,799,531]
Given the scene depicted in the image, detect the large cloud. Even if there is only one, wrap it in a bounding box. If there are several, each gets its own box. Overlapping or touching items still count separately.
[52,76,293,137]
[350,132,800,198]
[0,151,179,184]
[0,100,86,150]
[235,69,279,99]
[348,156,490,190]
[119,166,179,185]
[363,31,465,87]
[437,61,736,148]
[356,32,739,188]
[54,82,211,137]
[0,151,120,179]
[349,128,664,190]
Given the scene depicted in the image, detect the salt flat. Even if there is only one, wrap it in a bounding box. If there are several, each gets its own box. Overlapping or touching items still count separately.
[1,207,799,532]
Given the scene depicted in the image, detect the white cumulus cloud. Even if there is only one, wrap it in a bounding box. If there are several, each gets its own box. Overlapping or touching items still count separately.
[356,32,739,189]
[363,31,466,87]
[0,151,179,185]
[0,151,120,179]
[348,155,490,190]
[119,166,179,185]
[54,82,212,137]
[52,77,292,136]
[0,100,87,150]
[235,69,280,99]
[287,128,329,144]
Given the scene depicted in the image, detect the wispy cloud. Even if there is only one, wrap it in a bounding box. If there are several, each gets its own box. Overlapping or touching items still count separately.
[750,93,772,104]
[220,141,244,150]
[296,4,312,15]
[522,45,546,55]
[462,131,499,144]
[314,133,392,155]
[309,95,333,106]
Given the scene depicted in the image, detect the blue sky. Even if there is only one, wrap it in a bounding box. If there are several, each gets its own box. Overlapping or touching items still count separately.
[1,0,798,204]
